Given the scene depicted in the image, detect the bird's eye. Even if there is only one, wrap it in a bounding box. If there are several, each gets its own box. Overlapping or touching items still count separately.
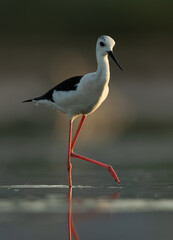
[100,41,105,47]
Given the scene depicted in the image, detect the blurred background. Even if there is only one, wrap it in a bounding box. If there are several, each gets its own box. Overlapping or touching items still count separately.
[0,1,173,240]
[0,0,173,184]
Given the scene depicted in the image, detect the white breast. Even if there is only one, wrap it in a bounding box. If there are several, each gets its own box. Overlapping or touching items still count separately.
[76,73,109,115]
[52,51,111,119]
[52,73,109,119]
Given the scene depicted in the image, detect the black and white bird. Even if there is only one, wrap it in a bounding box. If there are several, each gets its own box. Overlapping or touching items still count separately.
[23,35,123,187]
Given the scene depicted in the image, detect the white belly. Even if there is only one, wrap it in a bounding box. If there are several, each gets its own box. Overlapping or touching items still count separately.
[52,82,109,119]
[84,84,109,115]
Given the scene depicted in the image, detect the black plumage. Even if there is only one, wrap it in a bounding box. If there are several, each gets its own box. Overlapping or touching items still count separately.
[23,76,82,103]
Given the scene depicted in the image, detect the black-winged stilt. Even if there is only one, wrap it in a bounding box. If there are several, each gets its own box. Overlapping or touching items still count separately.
[23,35,123,187]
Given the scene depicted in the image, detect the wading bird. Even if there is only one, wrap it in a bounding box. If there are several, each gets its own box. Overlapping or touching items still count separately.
[23,35,123,187]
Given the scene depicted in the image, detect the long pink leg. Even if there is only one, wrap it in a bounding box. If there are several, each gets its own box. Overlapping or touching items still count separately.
[69,115,120,184]
[71,152,120,183]
[71,115,86,151]
[67,120,72,187]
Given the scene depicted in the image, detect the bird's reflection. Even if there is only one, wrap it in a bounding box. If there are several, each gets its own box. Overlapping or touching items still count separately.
[67,187,79,240]
[67,187,120,240]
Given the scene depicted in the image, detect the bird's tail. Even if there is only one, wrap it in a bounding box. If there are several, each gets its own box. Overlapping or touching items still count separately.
[22,99,33,103]
[22,95,43,103]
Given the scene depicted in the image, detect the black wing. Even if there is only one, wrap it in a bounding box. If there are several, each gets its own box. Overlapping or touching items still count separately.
[23,76,83,103]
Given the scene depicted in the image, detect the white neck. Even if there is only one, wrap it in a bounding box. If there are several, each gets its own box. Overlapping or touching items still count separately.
[96,53,110,84]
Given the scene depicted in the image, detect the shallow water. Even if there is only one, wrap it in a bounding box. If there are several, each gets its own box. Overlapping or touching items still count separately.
[0,167,173,240]
[0,129,173,240]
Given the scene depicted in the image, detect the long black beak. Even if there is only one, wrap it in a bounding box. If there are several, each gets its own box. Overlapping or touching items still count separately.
[107,51,123,71]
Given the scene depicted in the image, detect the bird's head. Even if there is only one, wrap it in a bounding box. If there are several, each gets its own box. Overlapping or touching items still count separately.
[96,35,123,71]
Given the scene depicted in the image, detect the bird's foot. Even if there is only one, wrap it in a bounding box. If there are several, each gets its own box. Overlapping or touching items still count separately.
[106,165,120,184]
[71,152,120,184]
[68,181,72,188]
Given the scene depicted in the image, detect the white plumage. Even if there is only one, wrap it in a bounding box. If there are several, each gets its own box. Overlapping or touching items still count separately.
[24,35,122,120]
[23,35,123,186]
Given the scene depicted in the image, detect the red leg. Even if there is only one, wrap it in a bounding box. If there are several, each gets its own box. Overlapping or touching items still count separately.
[67,120,72,187]
[71,115,86,151]
[71,152,120,184]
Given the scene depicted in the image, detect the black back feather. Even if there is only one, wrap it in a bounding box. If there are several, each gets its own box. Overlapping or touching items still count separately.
[23,76,82,103]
